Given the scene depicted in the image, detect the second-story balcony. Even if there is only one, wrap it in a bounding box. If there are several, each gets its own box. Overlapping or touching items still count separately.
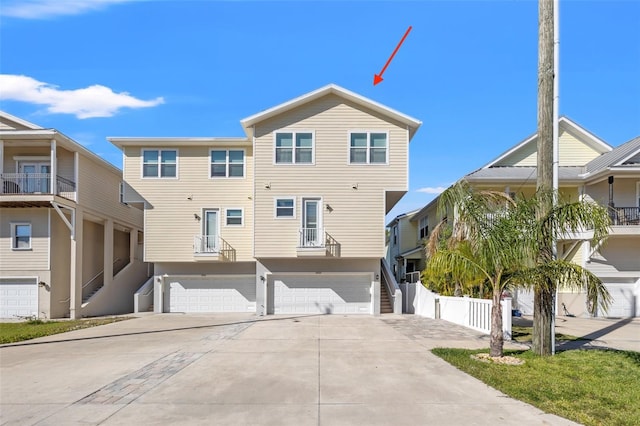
[297,228,341,257]
[609,207,640,226]
[1,173,76,200]
[193,235,236,261]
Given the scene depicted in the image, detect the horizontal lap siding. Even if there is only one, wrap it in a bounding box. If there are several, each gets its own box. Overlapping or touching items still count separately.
[254,95,408,258]
[587,179,639,207]
[587,236,640,276]
[0,208,49,271]
[123,145,254,262]
[77,156,143,228]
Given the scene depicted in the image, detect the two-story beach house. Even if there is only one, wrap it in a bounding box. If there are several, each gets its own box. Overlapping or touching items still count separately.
[0,112,150,319]
[397,117,640,318]
[111,84,421,315]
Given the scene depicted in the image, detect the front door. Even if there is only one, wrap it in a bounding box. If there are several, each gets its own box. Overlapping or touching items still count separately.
[20,163,50,193]
[302,199,321,246]
[203,210,219,252]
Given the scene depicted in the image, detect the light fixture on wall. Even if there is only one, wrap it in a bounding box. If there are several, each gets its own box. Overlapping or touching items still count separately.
[325,203,333,212]
[260,275,266,282]
[194,213,201,221]
[352,183,358,190]
[265,183,271,189]
[375,274,380,281]
[187,194,193,200]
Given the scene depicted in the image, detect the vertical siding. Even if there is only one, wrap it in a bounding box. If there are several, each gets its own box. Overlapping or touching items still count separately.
[0,208,49,271]
[123,144,254,262]
[253,95,408,258]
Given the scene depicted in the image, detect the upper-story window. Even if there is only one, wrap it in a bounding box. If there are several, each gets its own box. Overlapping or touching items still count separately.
[275,132,314,164]
[392,225,398,245]
[11,223,31,250]
[350,132,388,164]
[419,217,428,239]
[275,197,295,218]
[211,150,245,178]
[142,149,177,178]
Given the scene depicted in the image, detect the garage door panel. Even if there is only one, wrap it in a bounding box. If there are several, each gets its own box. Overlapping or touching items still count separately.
[602,283,636,318]
[272,274,371,315]
[0,278,38,319]
[168,276,256,313]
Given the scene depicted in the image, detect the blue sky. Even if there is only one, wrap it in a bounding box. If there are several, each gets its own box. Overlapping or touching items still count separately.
[1,0,639,221]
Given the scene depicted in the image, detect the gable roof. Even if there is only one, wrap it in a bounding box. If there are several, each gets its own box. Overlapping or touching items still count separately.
[480,116,612,169]
[240,84,422,139]
[0,111,43,130]
[585,135,640,173]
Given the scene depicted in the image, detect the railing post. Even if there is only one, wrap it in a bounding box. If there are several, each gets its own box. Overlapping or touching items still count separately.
[501,297,512,340]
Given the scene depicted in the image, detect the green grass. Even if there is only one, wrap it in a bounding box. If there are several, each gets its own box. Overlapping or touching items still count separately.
[512,325,584,343]
[432,348,640,426]
[0,317,130,344]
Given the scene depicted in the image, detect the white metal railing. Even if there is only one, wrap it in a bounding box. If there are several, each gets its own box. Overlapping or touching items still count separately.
[1,173,76,196]
[299,227,324,247]
[194,235,219,253]
[404,271,421,284]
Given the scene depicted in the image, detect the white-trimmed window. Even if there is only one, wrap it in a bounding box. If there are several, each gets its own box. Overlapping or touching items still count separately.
[419,217,429,239]
[275,198,295,218]
[211,150,245,178]
[350,132,388,164]
[392,225,398,245]
[226,208,243,226]
[11,223,31,250]
[142,149,177,178]
[275,132,314,164]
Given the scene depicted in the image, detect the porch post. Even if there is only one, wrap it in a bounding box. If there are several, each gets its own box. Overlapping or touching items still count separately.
[130,228,138,263]
[0,140,4,176]
[103,219,114,287]
[70,207,83,319]
[50,139,57,194]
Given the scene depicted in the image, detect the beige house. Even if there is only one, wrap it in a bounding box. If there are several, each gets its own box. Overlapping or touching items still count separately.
[398,117,640,318]
[0,112,150,319]
[111,84,421,315]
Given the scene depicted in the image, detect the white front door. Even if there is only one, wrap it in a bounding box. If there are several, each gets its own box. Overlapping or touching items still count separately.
[203,210,219,252]
[20,163,50,193]
[302,198,321,246]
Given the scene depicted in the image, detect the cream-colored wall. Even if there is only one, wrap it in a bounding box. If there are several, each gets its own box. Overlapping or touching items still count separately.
[586,178,640,207]
[114,229,130,270]
[50,211,71,318]
[254,95,408,258]
[588,236,640,276]
[495,128,603,167]
[2,146,50,172]
[0,208,49,271]
[399,216,419,253]
[123,144,254,262]
[77,155,143,228]
[81,220,104,284]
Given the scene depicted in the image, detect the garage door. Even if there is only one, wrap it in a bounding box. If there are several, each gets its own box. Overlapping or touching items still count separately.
[0,278,38,319]
[601,283,636,318]
[270,274,371,314]
[168,276,256,313]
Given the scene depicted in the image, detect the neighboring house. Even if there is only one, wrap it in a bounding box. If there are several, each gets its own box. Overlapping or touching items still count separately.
[0,112,150,319]
[110,84,421,315]
[398,117,640,317]
[385,209,422,284]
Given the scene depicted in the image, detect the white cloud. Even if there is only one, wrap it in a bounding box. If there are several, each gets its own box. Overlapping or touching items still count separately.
[416,186,447,194]
[0,74,164,119]
[0,0,130,20]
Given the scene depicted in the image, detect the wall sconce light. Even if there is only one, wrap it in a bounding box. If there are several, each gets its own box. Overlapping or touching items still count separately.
[194,213,201,221]
[375,274,380,281]
[325,203,333,212]
[187,194,193,200]
[265,183,271,189]
[352,183,358,190]
[260,275,266,282]
[38,281,46,287]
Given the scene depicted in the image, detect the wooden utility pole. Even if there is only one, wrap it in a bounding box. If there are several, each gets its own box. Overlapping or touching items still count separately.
[533,0,555,356]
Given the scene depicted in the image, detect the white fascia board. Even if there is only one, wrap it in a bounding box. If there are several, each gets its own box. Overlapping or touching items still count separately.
[108,137,250,149]
[240,84,422,135]
[614,146,640,166]
[0,111,43,130]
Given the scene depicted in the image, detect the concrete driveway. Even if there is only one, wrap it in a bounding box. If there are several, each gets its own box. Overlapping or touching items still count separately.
[1,314,578,426]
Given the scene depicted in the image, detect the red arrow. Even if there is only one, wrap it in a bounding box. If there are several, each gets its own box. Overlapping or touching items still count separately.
[373,26,412,86]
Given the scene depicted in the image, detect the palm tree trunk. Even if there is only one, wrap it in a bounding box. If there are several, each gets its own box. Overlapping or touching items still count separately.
[490,288,504,357]
[534,0,555,356]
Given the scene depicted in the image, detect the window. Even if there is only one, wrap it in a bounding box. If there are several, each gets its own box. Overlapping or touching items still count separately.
[419,217,429,239]
[275,198,295,218]
[211,150,244,178]
[226,209,243,226]
[392,225,398,245]
[275,132,313,164]
[350,132,388,164]
[11,223,31,250]
[142,150,177,178]
[119,182,127,205]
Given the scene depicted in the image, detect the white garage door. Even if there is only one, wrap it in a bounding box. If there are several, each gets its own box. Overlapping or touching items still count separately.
[168,276,256,313]
[0,278,38,319]
[601,283,636,318]
[270,274,371,315]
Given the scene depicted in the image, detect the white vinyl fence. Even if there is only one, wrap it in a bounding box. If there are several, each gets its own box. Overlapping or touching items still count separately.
[408,282,512,339]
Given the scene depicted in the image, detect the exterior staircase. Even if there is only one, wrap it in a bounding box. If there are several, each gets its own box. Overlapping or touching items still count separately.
[380,281,393,314]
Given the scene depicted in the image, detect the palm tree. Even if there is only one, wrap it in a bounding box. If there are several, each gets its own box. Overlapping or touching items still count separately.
[424,181,611,357]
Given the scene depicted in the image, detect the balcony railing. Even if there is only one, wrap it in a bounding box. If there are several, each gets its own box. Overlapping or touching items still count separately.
[1,173,76,196]
[299,227,323,248]
[193,235,236,261]
[609,207,640,226]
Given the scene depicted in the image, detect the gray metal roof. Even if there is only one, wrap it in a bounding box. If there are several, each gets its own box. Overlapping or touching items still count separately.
[465,166,584,182]
[585,136,640,173]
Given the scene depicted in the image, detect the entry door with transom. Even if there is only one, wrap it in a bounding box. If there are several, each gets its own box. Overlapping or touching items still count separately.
[203,209,219,252]
[302,198,322,247]
[20,163,50,193]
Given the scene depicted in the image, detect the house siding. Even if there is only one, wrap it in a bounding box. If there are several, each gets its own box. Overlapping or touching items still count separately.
[587,236,640,277]
[123,145,254,262]
[587,178,639,207]
[253,94,408,258]
[0,208,49,271]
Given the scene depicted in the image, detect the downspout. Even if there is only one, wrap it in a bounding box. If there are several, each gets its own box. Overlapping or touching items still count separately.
[551,0,560,355]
